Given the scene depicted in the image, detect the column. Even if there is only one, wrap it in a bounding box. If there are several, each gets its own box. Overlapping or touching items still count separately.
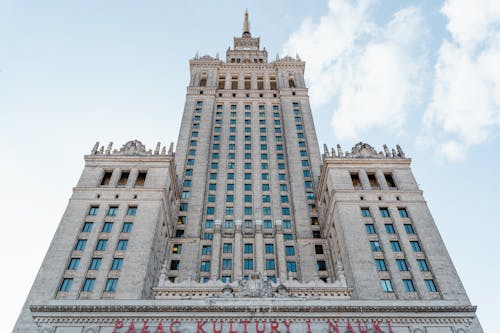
[234,220,243,281]
[275,220,287,282]
[263,72,270,90]
[127,168,138,188]
[255,220,264,273]
[210,220,222,281]
[225,73,232,90]
[251,73,258,90]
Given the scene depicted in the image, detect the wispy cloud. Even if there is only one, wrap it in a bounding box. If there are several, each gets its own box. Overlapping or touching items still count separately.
[283,0,427,140]
[422,0,500,161]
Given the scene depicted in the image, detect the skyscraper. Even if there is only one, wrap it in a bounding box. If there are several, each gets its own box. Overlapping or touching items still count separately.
[15,11,482,333]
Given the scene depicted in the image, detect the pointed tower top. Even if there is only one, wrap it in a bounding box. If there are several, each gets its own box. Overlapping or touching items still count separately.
[243,9,251,37]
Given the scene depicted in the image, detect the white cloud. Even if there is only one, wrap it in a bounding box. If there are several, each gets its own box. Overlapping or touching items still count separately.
[423,0,500,160]
[283,0,426,140]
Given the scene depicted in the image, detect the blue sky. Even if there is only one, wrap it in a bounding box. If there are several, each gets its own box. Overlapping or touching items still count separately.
[1,0,499,331]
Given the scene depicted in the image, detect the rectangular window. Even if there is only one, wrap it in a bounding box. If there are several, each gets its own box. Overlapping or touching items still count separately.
[96,239,107,251]
[284,234,293,240]
[82,222,93,232]
[183,180,191,187]
[118,171,129,186]
[262,184,270,191]
[265,244,274,254]
[410,241,421,252]
[226,207,234,215]
[68,258,80,270]
[261,173,269,180]
[226,195,234,203]
[105,278,118,292]
[367,173,379,188]
[317,261,327,271]
[243,220,251,228]
[244,207,252,215]
[181,191,191,199]
[222,259,232,270]
[223,243,233,253]
[108,206,118,216]
[244,195,252,203]
[370,241,381,252]
[280,196,289,203]
[188,149,196,155]
[280,184,288,191]
[101,171,113,186]
[282,208,291,215]
[385,224,395,234]
[187,159,194,165]
[304,181,312,188]
[207,207,215,215]
[385,173,396,188]
[202,245,212,255]
[244,259,253,270]
[263,220,272,228]
[59,278,73,292]
[390,241,401,252]
[263,207,271,215]
[180,203,188,211]
[285,246,295,256]
[207,195,215,203]
[81,278,95,292]
[117,239,128,251]
[379,208,390,218]
[101,222,113,233]
[244,184,252,191]
[404,224,415,234]
[396,259,409,271]
[75,239,87,251]
[375,259,387,271]
[425,279,438,292]
[170,260,180,270]
[244,244,253,253]
[111,258,123,270]
[172,244,182,254]
[205,220,214,228]
[398,208,408,218]
[314,245,324,254]
[350,173,361,188]
[287,261,297,272]
[209,183,216,190]
[266,259,275,270]
[222,275,232,283]
[381,279,393,292]
[200,261,210,272]
[365,224,376,234]
[88,206,99,216]
[89,258,101,270]
[417,259,429,271]
[403,279,416,292]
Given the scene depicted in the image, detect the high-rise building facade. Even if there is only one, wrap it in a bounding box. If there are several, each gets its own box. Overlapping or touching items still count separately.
[15,11,482,333]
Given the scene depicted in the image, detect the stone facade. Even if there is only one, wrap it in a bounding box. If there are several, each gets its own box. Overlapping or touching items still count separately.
[14,12,482,333]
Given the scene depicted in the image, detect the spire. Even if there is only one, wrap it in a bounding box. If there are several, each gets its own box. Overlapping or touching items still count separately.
[242,9,251,37]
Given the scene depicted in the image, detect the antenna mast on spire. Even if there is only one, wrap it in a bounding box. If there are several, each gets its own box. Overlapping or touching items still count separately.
[243,9,251,37]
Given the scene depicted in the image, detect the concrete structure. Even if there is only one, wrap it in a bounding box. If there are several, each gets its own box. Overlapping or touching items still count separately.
[14,11,482,333]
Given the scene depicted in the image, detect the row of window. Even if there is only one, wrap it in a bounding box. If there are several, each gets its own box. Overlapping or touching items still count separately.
[361,207,408,218]
[82,222,133,233]
[59,277,118,293]
[374,258,430,272]
[351,172,396,189]
[67,257,124,271]
[75,239,129,251]
[100,170,147,187]
[88,205,137,217]
[380,278,437,293]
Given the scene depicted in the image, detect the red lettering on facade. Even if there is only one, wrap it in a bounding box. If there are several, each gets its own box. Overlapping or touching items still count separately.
[270,320,280,332]
[141,320,150,333]
[169,320,180,333]
[228,320,237,333]
[281,320,291,333]
[371,320,384,333]
[240,320,250,333]
[125,320,137,333]
[197,321,207,333]
[357,321,368,333]
[213,320,223,333]
[387,320,393,333]
[256,320,266,333]
[113,320,124,333]
[327,320,340,333]
[344,320,355,333]
[154,321,165,333]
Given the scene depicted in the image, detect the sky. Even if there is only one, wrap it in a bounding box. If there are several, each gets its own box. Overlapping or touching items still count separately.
[0,0,499,331]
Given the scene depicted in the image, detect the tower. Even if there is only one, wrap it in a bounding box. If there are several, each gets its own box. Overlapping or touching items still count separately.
[14,11,482,333]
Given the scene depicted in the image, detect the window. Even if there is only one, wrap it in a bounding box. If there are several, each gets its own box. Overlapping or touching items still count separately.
[181,191,191,199]
[213,144,220,150]
[108,206,118,216]
[209,183,216,191]
[81,278,96,292]
[305,181,312,188]
[244,207,252,215]
[82,222,93,232]
[211,162,218,169]
[403,279,416,292]
[188,149,196,156]
[278,163,285,170]
[226,207,234,215]
[398,208,408,218]
[379,208,390,218]
[202,245,212,255]
[75,239,87,251]
[207,195,215,203]
[183,180,192,187]
[59,278,73,292]
[303,170,311,177]
[105,278,118,292]
[127,205,137,216]
[117,239,128,251]
[175,230,184,238]
[285,246,295,256]
[244,184,252,191]
[287,261,297,272]
[279,173,287,180]
[350,173,361,188]
[89,258,101,270]
[300,150,307,157]
[381,279,393,292]
[222,259,232,270]
[410,241,421,252]
[244,153,252,159]
[370,241,381,252]
[375,259,387,271]
[244,195,252,203]
[244,259,253,270]
[317,261,327,271]
[191,140,198,146]
[425,279,437,292]
[390,241,401,252]
[101,171,113,186]
[192,131,199,137]
[205,220,214,228]
[172,244,182,254]
[68,258,80,270]
[207,207,215,215]
[244,163,252,170]
[177,216,186,225]
[222,276,232,283]
[185,169,193,177]
[385,224,395,234]
[187,159,195,166]
[261,173,269,180]
[396,259,409,271]
[261,163,268,170]
[96,239,107,251]
[301,160,309,167]
[280,184,288,191]
[209,173,217,180]
[111,258,123,270]
[282,207,290,215]
[266,259,275,270]
[100,222,112,233]
[226,195,234,203]
[200,261,210,272]
[367,173,379,188]
[180,203,189,211]
[265,244,274,254]
[88,206,99,216]
[313,230,321,238]
[262,184,270,191]
[365,224,376,234]
[385,173,396,188]
[404,224,415,234]
[280,196,289,203]
[263,207,271,215]
[223,243,233,253]
[417,259,429,271]
[314,245,324,254]
[276,144,283,151]
[283,220,291,229]
[244,244,253,253]
[170,260,180,270]
[284,234,293,240]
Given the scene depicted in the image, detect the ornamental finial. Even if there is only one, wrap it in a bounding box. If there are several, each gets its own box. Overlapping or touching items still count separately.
[243,9,251,37]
